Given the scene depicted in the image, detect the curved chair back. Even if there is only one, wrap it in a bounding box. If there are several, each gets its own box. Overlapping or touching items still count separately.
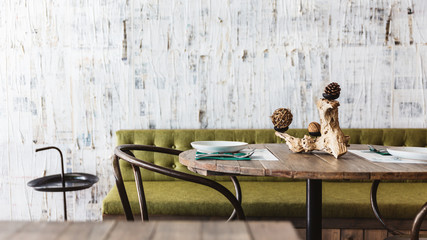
[113,144,245,221]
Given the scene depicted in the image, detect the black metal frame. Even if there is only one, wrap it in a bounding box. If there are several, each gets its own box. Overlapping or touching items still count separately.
[370,180,403,235]
[411,202,427,240]
[35,146,67,221]
[28,146,98,221]
[113,144,245,221]
[307,179,322,240]
[370,180,427,239]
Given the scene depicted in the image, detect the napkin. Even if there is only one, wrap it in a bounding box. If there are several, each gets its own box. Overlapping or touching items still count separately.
[195,152,251,160]
[349,150,427,164]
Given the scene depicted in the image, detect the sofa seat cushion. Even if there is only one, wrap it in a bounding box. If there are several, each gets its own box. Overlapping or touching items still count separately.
[102,181,427,219]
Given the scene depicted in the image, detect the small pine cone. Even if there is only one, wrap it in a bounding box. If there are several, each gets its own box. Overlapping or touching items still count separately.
[323,82,341,100]
[271,108,293,129]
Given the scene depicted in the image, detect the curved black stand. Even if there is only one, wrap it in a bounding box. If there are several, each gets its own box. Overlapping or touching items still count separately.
[27,146,98,221]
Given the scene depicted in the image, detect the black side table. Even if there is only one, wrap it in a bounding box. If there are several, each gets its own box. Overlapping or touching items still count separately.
[27,146,99,221]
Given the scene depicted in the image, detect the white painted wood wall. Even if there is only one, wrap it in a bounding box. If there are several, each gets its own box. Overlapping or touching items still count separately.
[1,0,426,221]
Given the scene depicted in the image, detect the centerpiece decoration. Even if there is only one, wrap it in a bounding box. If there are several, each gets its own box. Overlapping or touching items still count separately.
[272,82,350,158]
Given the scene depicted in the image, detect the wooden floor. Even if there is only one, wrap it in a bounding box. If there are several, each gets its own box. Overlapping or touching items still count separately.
[104,215,427,240]
[296,229,427,240]
[292,218,427,240]
[5,219,427,240]
[0,220,300,240]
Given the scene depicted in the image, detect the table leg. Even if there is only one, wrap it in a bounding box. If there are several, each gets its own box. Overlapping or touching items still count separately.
[63,191,67,221]
[307,179,322,240]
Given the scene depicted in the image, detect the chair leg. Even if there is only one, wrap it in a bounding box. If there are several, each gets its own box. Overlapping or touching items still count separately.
[411,202,427,240]
[113,156,134,221]
[183,173,246,220]
[227,176,242,221]
[370,180,403,235]
[133,165,149,221]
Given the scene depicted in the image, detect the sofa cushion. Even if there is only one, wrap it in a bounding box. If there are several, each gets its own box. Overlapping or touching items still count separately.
[102,181,427,219]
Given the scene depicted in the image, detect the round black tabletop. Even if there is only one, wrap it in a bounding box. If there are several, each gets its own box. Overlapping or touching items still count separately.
[27,172,98,192]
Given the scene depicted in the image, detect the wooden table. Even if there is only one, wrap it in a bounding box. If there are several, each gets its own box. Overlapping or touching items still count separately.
[179,144,427,240]
[0,220,300,240]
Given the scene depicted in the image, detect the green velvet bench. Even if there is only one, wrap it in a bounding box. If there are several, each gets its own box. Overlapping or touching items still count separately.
[102,129,427,229]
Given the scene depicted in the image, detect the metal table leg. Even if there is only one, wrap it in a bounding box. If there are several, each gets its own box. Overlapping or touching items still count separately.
[307,179,322,240]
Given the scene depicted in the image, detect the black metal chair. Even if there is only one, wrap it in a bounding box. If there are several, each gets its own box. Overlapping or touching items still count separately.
[371,180,427,240]
[113,144,245,221]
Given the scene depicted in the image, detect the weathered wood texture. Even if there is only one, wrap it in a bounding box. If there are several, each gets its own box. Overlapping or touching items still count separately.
[298,229,427,240]
[0,221,301,240]
[1,0,427,221]
[180,144,427,180]
[100,216,427,240]
[275,99,350,158]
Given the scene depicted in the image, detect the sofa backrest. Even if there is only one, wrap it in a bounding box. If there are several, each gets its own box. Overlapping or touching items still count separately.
[116,129,427,182]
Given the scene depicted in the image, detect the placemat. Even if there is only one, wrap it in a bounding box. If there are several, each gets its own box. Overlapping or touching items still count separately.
[349,150,427,164]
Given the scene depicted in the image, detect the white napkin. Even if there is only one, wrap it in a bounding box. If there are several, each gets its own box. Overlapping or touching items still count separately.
[241,149,278,161]
[349,150,427,164]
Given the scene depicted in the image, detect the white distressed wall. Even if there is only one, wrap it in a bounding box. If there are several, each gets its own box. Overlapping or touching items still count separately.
[1,0,426,221]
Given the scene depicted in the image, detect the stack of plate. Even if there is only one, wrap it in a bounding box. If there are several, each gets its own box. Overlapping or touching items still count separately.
[191,141,248,153]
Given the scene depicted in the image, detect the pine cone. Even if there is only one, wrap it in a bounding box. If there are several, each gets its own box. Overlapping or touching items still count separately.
[323,82,341,100]
[271,108,293,132]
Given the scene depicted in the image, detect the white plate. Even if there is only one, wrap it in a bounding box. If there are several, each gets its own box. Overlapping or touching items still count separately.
[191,141,248,153]
[387,147,427,160]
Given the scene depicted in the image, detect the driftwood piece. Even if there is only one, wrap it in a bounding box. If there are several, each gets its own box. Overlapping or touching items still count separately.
[275,99,350,158]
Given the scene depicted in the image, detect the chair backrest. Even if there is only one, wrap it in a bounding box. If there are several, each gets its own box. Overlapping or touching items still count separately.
[113,144,245,221]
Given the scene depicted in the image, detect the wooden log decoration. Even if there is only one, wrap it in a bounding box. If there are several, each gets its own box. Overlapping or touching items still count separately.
[274,82,350,158]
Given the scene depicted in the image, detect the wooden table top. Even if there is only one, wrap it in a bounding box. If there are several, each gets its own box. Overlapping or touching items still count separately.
[179,144,427,181]
[0,220,300,240]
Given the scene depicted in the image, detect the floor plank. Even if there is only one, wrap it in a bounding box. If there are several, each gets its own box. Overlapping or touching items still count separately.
[0,221,27,240]
[202,221,251,240]
[322,229,340,240]
[9,222,69,240]
[152,221,202,240]
[341,229,364,240]
[106,221,156,240]
[364,229,388,240]
[247,221,300,240]
[57,221,116,240]
[296,229,306,240]
[388,230,410,236]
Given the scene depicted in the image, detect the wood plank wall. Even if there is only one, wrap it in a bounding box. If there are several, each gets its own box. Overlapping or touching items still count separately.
[1,0,426,221]
[297,229,427,240]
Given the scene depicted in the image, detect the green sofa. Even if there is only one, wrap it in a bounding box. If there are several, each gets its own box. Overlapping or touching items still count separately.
[102,129,427,222]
